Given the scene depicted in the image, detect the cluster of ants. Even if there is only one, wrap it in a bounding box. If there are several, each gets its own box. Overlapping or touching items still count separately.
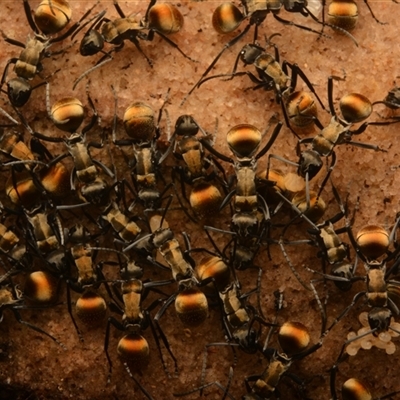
[1,0,400,399]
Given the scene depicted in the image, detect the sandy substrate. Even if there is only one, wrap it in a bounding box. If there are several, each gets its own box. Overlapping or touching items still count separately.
[1,1,400,399]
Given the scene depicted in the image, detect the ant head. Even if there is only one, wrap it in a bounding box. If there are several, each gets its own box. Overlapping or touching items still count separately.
[174,115,199,137]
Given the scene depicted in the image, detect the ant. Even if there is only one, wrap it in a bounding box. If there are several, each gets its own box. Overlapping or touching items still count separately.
[169,114,227,221]
[205,121,283,233]
[72,0,195,89]
[243,291,324,399]
[172,274,277,399]
[274,182,359,333]
[211,0,358,42]
[180,1,357,104]
[111,87,172,214]
[20,83,114,206]
[192,226,267,318]
[100,248,176,382]
[199,120,282,268]
[23,220,116,341]
[315,207,400,347]
[284,75,400,162]
[244,322,322,399]
[123,204,211,374]
[330,340,400,399]
[4,137,71,212]
[202,273,274,368]
[64,225,117,339]
[183,36,327,112]
[278,182,356,293]
[1,0,97,107]
[0,274,65,349]
[270,75,400,212]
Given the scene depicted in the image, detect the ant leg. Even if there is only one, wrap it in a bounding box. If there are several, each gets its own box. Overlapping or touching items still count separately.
[124,363,155,399]
[323,291,366,337]
[278,237,312,291]
[11,307,66,349]
[173,366,235,399]
[66,283,84,341]
[145,303,179,377]
[153,294,179,377]
[180,24,252,105]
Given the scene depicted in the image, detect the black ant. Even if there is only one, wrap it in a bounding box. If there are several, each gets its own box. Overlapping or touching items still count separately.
[99,248,176,383]
[123,204,212,374]
[278,182,355,293]
[243,290,324,399]
[1,0,97,106]
[169,114,227,221]
[183,37,327,112]
[111,87,172,214]
[269,75,400,213]
[72,0,195,89]
[20,84,114,206]
[330,333,400,399]
[0,274,65,349]
[314,207,400,348]
[200,120,282,268]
